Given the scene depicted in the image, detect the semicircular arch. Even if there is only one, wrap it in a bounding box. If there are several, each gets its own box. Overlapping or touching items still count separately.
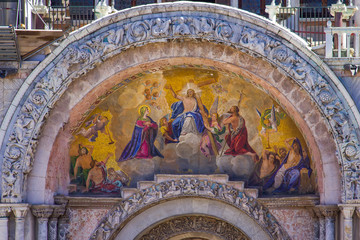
[90,178,290,240]
[0,2,359,204]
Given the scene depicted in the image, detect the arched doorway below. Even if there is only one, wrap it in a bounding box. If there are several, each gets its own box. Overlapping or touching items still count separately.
[136,215,250,240]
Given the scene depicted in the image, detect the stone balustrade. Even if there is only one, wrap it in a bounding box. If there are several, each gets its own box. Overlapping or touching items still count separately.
[325,21,360,58]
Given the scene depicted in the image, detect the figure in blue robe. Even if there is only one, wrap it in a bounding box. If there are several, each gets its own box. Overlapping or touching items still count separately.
[118,106,163,162]
[263,138,312,193]
[170,100,208,140]
[167,87,208,140]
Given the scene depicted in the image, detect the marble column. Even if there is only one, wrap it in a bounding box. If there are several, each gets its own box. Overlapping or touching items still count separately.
[31,205,54,240]
[339,205,355,240]
[314,207,325,240]
[48,205,66,240]
[58,209,69,240]
[0,206,12,240]
[12,204,29,240]
[355,207,360,240]
[319,205,339,240]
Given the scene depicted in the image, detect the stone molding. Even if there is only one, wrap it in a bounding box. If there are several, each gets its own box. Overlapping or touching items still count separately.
[139,215,249,240]
[54,196,122,209]
[0,2,359,203]
[90,178,290,240]
[258,196,320,208]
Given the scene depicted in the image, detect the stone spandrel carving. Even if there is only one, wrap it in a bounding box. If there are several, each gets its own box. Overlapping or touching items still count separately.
[240,27,280,56]
[343,162,360,200]
[90,178,290,240]
[139,215,249,240]
[190,17,215,36]
[1,8,360,203]
[151,18,171,37]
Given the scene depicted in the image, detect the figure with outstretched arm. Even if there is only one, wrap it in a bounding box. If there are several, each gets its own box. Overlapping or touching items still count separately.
[85,152,112,192]
[222,106,258,161]
[85,153,124,193]
[165,84,207,139]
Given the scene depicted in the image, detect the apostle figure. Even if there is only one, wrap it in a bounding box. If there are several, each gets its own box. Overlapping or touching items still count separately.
[167,85,208,139]
[85,153,122,193]
[263,137,312,194]
[222,106,258,161]
[118,105,163,162]
[249,150,281,187]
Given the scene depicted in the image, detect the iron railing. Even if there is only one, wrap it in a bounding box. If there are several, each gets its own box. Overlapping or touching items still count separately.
[47,0,95,30]
[10,1,335,47]
[46,0,157,30]
[116,0,156,10]
[277,6,333,46]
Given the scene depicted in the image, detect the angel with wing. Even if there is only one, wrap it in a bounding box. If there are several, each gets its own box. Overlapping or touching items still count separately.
[78,113,113,143]
[200,97,226,158]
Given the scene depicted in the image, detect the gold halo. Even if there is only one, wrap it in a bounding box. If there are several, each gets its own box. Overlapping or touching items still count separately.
[138,105,150,115]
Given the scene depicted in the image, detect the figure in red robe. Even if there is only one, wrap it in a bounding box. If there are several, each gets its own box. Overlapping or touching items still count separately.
[222,106,258,161]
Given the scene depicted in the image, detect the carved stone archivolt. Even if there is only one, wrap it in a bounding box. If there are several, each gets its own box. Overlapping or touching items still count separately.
[1,2,359,203]
[138,215,249,240]
[90,178,290,240]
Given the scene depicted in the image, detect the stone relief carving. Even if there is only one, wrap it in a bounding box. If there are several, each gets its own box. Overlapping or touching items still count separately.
[139,215,249,240]
[1,8,359,203]
[90,178,290,240]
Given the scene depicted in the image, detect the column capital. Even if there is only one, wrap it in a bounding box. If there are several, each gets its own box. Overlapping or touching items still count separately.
[312,206,324,219]
[12,204,30,219]
[51,205,66,219]
[338,204,355,219]
[355,206,360,218]
[31,205,54,219]
[317,205,339,218]
[0,205,11,218]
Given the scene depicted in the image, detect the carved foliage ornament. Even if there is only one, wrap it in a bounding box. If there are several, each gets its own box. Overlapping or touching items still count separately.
[90,178,290,240]
[139,215,249,240]
[1,10,359,203]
